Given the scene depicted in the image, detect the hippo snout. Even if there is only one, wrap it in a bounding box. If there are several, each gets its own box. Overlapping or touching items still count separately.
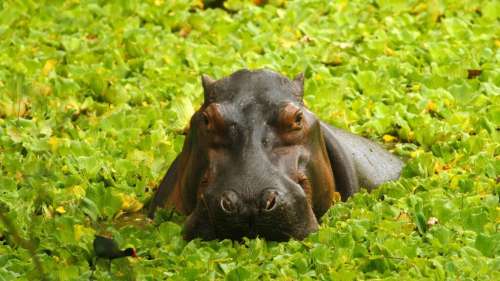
[219,189,280,215]
[181,185,319,241]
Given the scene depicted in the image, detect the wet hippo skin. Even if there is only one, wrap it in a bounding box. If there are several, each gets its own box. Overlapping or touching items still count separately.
[148,69,403,241]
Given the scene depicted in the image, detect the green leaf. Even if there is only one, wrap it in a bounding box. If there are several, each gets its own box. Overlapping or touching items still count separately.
[474,233,498,257]
[226,266,252,281]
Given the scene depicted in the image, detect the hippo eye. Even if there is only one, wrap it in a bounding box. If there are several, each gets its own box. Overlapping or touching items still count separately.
[294,111,303,126]
[289,110,303,130]
[278,103,304,131]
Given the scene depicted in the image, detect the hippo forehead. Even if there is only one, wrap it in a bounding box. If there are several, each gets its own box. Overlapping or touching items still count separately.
[208,69,302,108]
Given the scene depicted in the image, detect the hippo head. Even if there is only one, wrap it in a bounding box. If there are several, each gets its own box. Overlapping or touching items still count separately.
[150,69,338,241]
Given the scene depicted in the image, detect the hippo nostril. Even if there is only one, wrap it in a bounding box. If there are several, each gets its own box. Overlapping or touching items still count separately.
[262,190,279,212]
[265,196,276,211]
[220,198,233,213]
[220,191,238,214]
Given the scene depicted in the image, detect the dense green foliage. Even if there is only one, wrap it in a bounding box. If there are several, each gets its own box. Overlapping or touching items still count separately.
[0,0,498,280]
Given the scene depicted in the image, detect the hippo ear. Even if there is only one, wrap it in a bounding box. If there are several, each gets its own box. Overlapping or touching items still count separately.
[148,129,207,218]
[201,74,216,101]
[293,72,305,100]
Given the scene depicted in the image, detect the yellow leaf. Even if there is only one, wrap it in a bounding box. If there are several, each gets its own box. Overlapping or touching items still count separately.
[411,83,421,92]
[42,59,57,76]
[69,185,86,199]
[384,46,395,56]
[0,97,30,118]
[120,194,144,213]
[396,211,411,222]
[450,176,460,190]
[74,224,84,241]
[412,3,428,14]
[48,137,59,152]
[406,131,415,141]
[333,191,342,203]
[279,38,295,49]
[383,134,397,143]
[74,224,94,241]
[434,162,445,173]
[64,99,80,111]
[56,206,66,214]
[193,0,203,9]
[163,55,171,64]
[15,171,23,182]
[426,101,437,112]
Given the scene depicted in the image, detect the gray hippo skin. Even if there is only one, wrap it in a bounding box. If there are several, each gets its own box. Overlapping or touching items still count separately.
[149,69,404,241]
[319,122,403,199]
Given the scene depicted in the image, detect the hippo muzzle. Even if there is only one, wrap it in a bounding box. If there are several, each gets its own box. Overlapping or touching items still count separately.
[183,159,320,241]
[149,69,403,241]
[185,186,318,241]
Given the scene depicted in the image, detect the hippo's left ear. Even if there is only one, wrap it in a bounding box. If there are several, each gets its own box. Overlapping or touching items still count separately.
[293,72,304,100]
[201,74,216,101]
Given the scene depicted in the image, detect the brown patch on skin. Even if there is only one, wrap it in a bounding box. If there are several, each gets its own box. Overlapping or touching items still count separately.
[165,175,186,213]
[196,150,221,200]
[202,103,232,147]
[276,103,307,145]
[274,104,336,217]
[197,170,211,200]
[164,102,234,217]
[296,172,313,206]
[163,121,210,215]
[203,103,225,133]
[164,147,203,215]
[305,119,336,217]
[278,103,303,131]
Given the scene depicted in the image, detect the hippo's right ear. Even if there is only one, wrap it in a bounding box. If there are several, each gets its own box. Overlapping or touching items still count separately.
[201,74,216,101]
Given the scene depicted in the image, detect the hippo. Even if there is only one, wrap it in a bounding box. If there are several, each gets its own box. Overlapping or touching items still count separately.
[148,69,403,241]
